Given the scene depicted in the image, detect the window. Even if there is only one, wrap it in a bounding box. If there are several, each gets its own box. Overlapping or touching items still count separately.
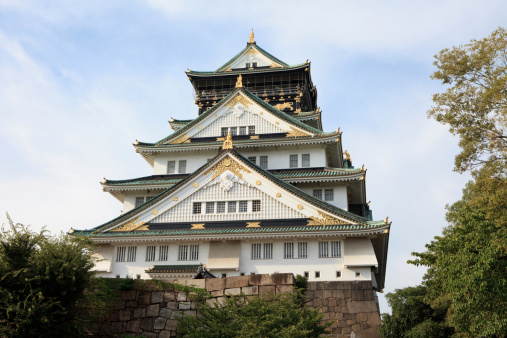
[248,126,255,134]
[290,154,298,168]
[189,245,199,260]
[315,271,321,278]
[325,189,334,201]
[221,127,228,136]
[146,246,156,262]
[355,272,361,278]
[304,271,309,278]
[221,273,227,278]
[178,160,187,174]
[167,161,176,174]
[252,243,273,260]
[259,156,268,169]
[178,245,188,261]
[136,274,141,280]
[252,62,257,68]
[319,242,329,258]
[217,201,226,213]
[298,242,308,258]
[284,242,294,259]
[302,154,310,167]
[230,127,237,136]
[240,272,245,276]
[127,246,137,262]
[331,241,341,257]
[313,189,322,200]
[116,246,126,262]
[159,245,169,261]
[252,243,262,260]
[245,63,251,68]
[135,197,145,208]
[193,202,202,214]
[252,200,261,212]
[263,243,273,259]
[206,202,215,214]
[248,156,256,164]
[239,126,247,135]
[228,201,237,213]
[239,201,248,212]
[178,245,198,261]
[336,271,342,278]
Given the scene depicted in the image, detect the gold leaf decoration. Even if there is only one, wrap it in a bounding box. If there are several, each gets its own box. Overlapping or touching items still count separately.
[110,217,147,232]
[169,133,190,144]
[191,223,205,229]
[286,127,309,138]
[205,156,251,180]
[226,93,252,109]
[307,211,349,226]
[246,222,260,228]
[274,102,293,111]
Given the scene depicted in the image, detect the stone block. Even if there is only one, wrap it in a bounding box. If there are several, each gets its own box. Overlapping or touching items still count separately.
[271,273,295,285]
[275,285,293,294]
[111,321,123,333]
[326,281,346,289]
[352,323,362,333]
[164,291,176,302]
[206,277,225,291]
[241,286,258,295]
[159,308,172,318]
[122,290,137,300]
[143,332,157,338]
[146,304,160,317]
[356,312,368,322]
[249,274,274,286]
[139,292,152,305]
[315,290,323,298]
[363,290,375,301]
[211,290,224,297]
[166,301,178,310]
[367,312,381,326]
[115,300,126,310]
[322,289,333,298]
[347,319,356,326]
[140,317,154,331]
[179,301,191,310]
[225,275,250,288]
[151,291,164,304]
[224,287,242,296]
[359,281,373,290]
[133,307,146,319]
[126,319,141,332]
[315,282,326,290]
[154,316,167,330]
[259,285,275,296]
[206,297,226,307]
[119,310,131,321]
[184,310,197,316]
[97,323,111,335]
[342,327,352,335]
[173,278,205,289]
[312,298,322,307]
[352,289,365,301]
[347,301,377,314]
[332,290,344,299]
[126,300,138,308]
[343,313,356,320]
[165,319,178,330]
[159,330,171,338]
[329,298,337,307]
[357,325,381,338]
[361,322,370,330]
[177,292,187,301]
[306,290,315,298]
[307,282,317,290]
[321,298,329,306]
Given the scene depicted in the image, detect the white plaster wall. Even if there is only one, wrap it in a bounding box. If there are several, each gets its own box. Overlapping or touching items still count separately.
[153,150,218,175]
[297,184,348,210]
[123,190,164,213]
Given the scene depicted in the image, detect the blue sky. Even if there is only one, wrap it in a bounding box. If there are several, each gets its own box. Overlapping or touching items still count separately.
[1,0,506,313]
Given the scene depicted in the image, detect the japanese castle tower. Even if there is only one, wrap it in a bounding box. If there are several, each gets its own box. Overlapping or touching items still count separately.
[73,31,391,292]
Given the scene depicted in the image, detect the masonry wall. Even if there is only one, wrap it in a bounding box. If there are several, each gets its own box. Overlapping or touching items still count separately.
[91,274,381,338]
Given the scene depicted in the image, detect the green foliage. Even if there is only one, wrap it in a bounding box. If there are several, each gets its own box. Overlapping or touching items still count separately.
[294,274,308,292]
[0,215,96,337]
[177,290,330,338]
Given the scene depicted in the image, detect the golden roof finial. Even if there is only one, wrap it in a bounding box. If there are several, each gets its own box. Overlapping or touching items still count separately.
[235,74,243,88]
[344,150,351,161]
[361,164,365,171]
[222,131,233,150]
[249,29,255,43]
[384,216,389,223]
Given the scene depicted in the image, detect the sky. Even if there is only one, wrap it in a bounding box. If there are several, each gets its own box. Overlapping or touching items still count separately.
[1,0,506,314]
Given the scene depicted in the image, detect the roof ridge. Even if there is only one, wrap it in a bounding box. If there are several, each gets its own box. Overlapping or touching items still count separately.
[215,44,289,73]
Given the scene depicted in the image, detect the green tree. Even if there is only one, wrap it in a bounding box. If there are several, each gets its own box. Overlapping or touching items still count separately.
[0,215,96,337]
[177,290,330,338]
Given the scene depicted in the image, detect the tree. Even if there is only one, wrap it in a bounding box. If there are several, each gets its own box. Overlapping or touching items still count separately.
[177,290,330,338]
[0,215,96,337]
[428,27,507,173]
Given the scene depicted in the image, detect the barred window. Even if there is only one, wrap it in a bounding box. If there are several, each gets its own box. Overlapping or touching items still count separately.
[298,242,308,258]
[167,161,176,174]
[302,154,310,167]
[116,246,126,262]
[325,189,334,201]
[135,197,145,208]
[239,201,248,212]
[178,245,188,261]
[159,245,169,261]
[146,246,156,262]
[252,243,262,260]
[178,160,187,174]
[217,201,226,213]
[248,126,256,134]
[221,127,228,136]
[290,154,298,168]
[259,156,268,169]
[331,241,341,257]
[248,156,256,164]
[206,202,215,214]
[230,127,237,136]
[239,126,247,135]
[284,242,294,259]
[313,189,322,200]
[228,201,237,213]
[193,202,202,214]
[127,246,137,262]
[252,200,261,212]
[263,243,273,259]
[319,241,329,258]
[189,245,199,260]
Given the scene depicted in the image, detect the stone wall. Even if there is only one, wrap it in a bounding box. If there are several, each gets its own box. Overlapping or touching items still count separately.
[91,274,380,337]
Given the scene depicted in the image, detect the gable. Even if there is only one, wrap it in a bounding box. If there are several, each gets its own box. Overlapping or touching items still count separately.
[222,46,284,71]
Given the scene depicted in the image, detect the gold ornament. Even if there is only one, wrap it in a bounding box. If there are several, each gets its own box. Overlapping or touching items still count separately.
[205,155,251,180]
[152,209,158,215]
[191,224,205,229]
[307,211,349,226]
[193,182,199,188]
[246,222,260,228]
[226,93,252,109]
[248,29,255,43]
[286,127,309,137]
[222,131,233,150]
[235,74,243,88]
[110,217,148,232]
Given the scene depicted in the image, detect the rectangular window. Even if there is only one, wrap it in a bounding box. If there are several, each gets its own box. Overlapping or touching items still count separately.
[178,160,187,174]
[315,271,321,278]
[228,201,237,213]
[252,200,261,212]
[206,202,215,214]
[135,197,145,208]
[336,271,342,278]
[245,63,251,68]
[159,245,169,261]
[319,242,329,258]
[239,201,248,212]
[146,245,156,262]
[313,189,322,200]
[248,126,255,134]
[355,272,361,277]
[248,156,256,164]
[259,156,268,169]
[239,126,247,135]
[252,62,257,68]
[263,243,273,259]
[127,246,137,262]
[284,242,294,259]
[221,127,228,136]
[298,242,308,258]
[178,245,188,261]
[217,201,226,213]
[331,241,341,257]
[230,127,237,136]
[325,189,334,201]
[167,161,176,174]
[302,154,310,167]
[193,202,202,214]
[189,245,199,260]
[252,243,261,260]
[290,154,298,168]
[304,271,309,278]
[116,246,126,262]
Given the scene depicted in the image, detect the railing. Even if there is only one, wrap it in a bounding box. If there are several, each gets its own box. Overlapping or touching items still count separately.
[196,87,303,101]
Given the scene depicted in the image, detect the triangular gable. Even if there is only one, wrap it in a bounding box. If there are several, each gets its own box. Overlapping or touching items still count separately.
[99,150,369,233]
[217,44,288,72]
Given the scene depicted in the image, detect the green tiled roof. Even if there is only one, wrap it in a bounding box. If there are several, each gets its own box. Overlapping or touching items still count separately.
[213,43,289,73]
[146,265,200,273]
[189,63,307,76]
